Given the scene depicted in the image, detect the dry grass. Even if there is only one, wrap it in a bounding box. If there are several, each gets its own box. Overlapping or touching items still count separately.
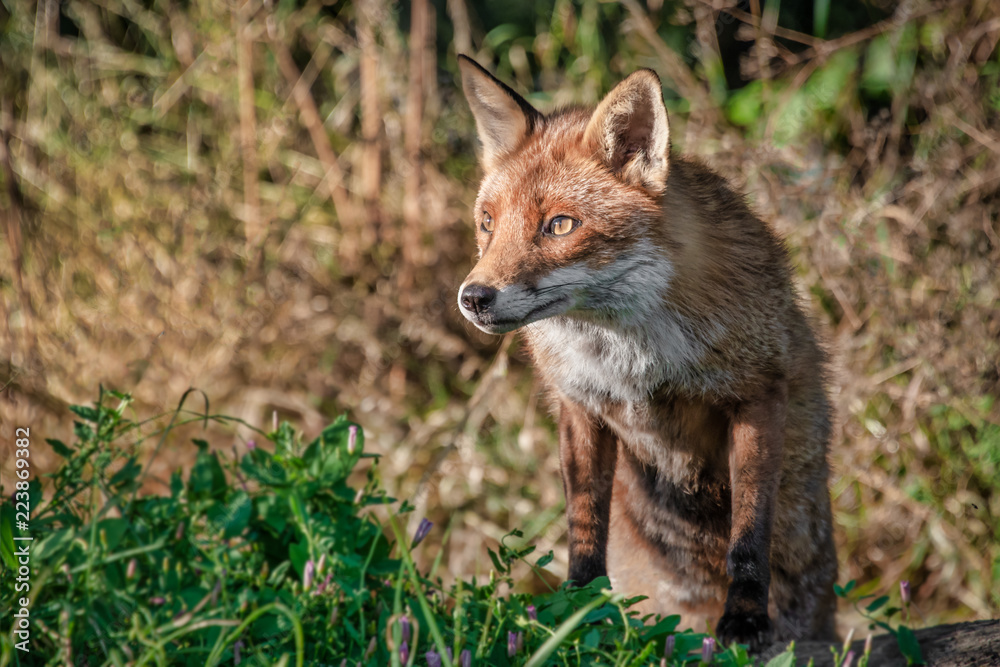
[1,0,998,638]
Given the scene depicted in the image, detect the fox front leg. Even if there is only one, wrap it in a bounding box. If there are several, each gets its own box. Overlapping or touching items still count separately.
[558,400,618,585]
[717,381,788,652]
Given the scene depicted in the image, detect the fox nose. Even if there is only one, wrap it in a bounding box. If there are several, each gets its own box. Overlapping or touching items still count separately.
[460,284,497,314]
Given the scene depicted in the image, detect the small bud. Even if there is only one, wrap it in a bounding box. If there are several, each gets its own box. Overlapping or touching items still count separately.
[303,560,315,590]
[507,631,517,657]
[175,522,185,540]
[354,488,365,504]
[900,580,911,605]
[347,425,358,454]
[62,563,72,583]
[864,633,873,655]
[400,641,410,665]
[317,553,327,576]
[233,640,244,665]
[364,637,377,661]
[247,440,257,451]
[664,635,675,659]
[516,631,524,652]
[700,637,715,663]
[329,606,339,626]
[446,647,453,663]
[425,650,442,667]
[460,649,472,667]
[843,650,855,667]
[526,605,537,621]
[126,558,137,580]
[412,518,433,548]
[149,597,166,606]
[400,616,412,644]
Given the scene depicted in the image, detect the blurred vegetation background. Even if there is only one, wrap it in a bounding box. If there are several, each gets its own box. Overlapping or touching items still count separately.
[1,0,998,637]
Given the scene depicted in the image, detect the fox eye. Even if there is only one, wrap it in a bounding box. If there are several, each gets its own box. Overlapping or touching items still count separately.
[481,211,494,233]
[545,215,579,237]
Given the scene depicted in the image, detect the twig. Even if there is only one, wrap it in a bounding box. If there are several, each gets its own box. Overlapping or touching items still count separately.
[757,1,955,77]
[234,0,263,252]
[271,37,359,233]
[447,0,473,57]
[356,0,382,241]
[399,0,429,301]
[620,0,715,115]
[0,97,34,357]
[698,0,823,48]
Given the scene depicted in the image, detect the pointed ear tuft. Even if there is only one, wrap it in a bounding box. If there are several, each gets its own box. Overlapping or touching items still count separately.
[585,69,670,194]
[458,55,542,172]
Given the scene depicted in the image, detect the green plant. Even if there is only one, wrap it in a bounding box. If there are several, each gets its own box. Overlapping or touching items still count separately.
[833,580,924,666]
[1,389,796,665]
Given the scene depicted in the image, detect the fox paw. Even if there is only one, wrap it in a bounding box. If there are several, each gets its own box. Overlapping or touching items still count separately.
[716,610,773,653]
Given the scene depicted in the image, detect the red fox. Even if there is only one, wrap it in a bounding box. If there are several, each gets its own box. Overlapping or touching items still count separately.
[456,56,838,651]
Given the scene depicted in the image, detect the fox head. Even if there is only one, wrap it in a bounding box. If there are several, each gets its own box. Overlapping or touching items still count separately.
[456,56,674,335]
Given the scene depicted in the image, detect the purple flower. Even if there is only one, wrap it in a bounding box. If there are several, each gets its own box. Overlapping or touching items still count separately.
[400,641,410,665]
[900,580,911,605]
[246,440,256,450]
[347,425,358,454]
[843,650,856,667]
[446,647,453,663]
[411,518,433,548]
[149,596,166,606]
[526,605,537,621]
[664,634,675,659]
[126,558,137,580]
[426,650,442,667]
[700,636,715,663]
[507,631,517,657]
[400,616,412,643]
[303,560,315,590]
[233,640,244,665]
[460,649,471,667]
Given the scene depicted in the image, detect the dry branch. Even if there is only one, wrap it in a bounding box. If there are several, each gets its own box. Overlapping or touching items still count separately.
[271,38,359,233]
[235,0,263,251]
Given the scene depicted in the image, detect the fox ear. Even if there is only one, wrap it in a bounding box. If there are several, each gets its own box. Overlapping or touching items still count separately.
[585,69,670,193]
[459,55,542,172]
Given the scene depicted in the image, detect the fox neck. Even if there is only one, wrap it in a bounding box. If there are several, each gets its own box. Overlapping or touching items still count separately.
[524,263,719,411]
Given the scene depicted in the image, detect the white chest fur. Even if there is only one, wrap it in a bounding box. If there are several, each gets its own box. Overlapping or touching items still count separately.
[525,309,708,412]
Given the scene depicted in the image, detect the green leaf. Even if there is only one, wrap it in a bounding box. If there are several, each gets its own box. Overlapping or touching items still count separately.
[35,527,75,561]
[0,503,15,570]
[866,595,890,613]
[188,450,226,498]
[487,548,505,574]
[69,404,101,422]
[207,491,252,538]
[725,80,763,127]
[46,438,74,458]
[524,591,618,667]
[535,550,554,568]
[896,626,924,665]
[765,646,797,667]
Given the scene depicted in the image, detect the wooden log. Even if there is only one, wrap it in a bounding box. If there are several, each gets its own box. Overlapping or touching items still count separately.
[761,620,1000,667]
